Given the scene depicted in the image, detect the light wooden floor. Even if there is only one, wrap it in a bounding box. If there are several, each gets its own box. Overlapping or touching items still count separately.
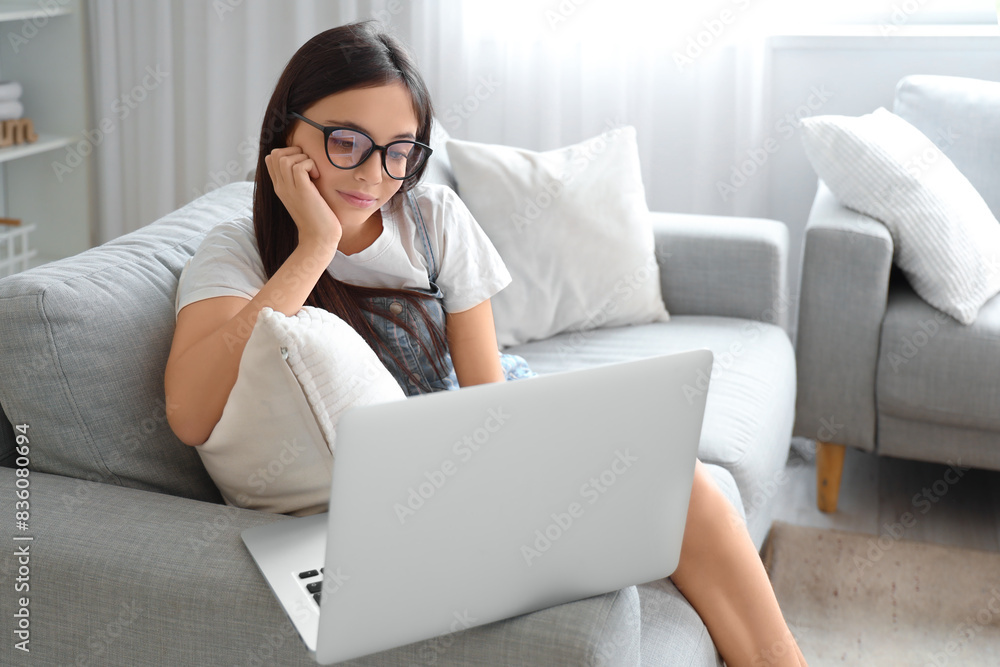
[770,438,1000,553]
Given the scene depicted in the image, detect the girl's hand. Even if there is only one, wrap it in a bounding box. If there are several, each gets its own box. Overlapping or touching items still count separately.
[264,146,342,251]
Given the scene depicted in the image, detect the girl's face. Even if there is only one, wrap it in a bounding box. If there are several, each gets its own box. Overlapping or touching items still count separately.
[288,82,420,232]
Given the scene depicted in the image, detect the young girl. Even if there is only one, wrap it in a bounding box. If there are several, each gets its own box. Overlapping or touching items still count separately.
[164,21,806,667]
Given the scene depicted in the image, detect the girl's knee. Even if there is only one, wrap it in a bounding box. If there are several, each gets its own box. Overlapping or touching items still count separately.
[689,460,742,528]
[691,460,720,504]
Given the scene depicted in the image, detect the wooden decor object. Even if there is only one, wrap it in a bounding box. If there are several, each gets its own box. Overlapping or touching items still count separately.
[0,118,38,147]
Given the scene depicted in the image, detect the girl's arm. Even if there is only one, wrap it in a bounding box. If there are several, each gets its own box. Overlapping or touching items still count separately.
[165,242,338,446]
[166,145,342,446]
[445,299,506,387]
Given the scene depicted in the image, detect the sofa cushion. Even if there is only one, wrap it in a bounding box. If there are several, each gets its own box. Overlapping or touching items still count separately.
[506,317,795,548]
[876,276,1000,434]
[0,181,256,502]
[638,576,724,667]
[893,74,1000,220]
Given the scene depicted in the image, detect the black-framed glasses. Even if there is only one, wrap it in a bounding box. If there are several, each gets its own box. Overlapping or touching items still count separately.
[289,112,432,180]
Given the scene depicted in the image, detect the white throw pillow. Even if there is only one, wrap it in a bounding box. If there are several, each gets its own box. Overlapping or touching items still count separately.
[423,118,458,191]
[445,126,670,348]
[800,107,1000,325]
[195,306,405,516]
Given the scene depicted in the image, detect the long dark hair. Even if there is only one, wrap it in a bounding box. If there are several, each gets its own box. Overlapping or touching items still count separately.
[253,21,449,393]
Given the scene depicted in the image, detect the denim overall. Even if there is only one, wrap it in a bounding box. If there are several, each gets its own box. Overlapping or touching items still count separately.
[358,192,537,397]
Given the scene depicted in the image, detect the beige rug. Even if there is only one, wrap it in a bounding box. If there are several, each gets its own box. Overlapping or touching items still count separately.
[762,521,1000,666]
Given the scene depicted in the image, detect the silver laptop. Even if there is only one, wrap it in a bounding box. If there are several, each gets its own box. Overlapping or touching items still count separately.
[241,348,713,665]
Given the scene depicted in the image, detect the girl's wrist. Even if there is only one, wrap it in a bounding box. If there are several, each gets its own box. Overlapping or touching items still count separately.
[296,234,340,258]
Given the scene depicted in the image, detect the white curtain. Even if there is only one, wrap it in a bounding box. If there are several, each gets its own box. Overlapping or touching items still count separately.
[88,0,361,242]
[85,0,782,241]
[86,0,995,242]
[414,1,780,218]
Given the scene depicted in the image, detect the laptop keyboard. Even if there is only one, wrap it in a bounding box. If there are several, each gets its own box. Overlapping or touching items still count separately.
[298,567,324,606]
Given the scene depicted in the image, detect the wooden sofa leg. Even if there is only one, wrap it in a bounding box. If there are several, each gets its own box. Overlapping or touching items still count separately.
[816,441,846,513]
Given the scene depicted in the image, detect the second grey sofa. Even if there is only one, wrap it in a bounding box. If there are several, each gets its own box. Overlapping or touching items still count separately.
[794,74,1000,512]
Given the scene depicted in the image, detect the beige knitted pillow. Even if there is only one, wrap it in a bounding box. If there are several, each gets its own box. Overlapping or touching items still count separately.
[196,306,405,516]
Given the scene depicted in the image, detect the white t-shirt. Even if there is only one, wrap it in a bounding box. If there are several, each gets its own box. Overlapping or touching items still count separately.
[175,182,512,317]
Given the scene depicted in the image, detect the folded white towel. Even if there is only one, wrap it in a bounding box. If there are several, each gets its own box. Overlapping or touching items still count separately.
[0,81,22,102]
[0,101,23,121]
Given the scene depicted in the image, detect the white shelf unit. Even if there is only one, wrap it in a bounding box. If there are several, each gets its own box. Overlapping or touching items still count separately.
[0,132,72,163]
[0,3,70,22]
[0,0,92,272]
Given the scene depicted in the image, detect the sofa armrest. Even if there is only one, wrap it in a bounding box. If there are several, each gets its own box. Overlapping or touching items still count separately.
[651,211,790,332]
[0,468,641,666]
[793,180,894,452]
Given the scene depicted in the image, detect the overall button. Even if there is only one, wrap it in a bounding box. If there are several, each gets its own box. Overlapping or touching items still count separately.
[389,301,403,315]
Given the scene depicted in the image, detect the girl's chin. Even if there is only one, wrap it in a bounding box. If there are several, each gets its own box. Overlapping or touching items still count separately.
[335,207,380,226]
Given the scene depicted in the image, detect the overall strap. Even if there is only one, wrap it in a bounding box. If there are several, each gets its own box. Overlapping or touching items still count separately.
[407,189,438,284]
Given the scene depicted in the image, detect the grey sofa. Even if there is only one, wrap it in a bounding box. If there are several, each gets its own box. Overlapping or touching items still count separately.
[794,74,1000,512]
[0,137,795,665]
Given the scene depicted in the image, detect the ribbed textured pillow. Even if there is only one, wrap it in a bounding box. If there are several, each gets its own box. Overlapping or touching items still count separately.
[800,107,1000,325]
[195,306,405,516]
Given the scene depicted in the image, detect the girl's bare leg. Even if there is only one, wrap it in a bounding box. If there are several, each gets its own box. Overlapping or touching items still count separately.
[669,460,807,667]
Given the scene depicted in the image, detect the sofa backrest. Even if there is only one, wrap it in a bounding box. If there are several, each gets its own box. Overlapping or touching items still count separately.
[893,74,1000,220]
[0,181,258,502]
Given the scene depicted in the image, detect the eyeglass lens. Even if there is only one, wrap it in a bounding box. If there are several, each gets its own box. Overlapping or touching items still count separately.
[327,129,428,179]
